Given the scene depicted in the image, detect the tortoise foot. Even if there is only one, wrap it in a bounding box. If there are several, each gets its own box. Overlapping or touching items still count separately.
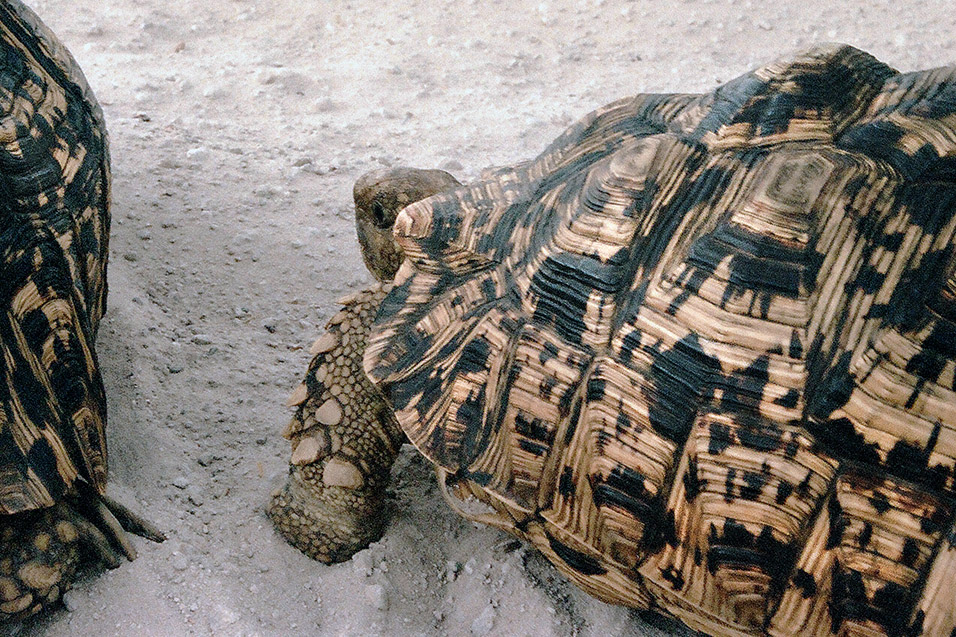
[0,503,83,621]
[268,465,387,563]
[0,490,164,623]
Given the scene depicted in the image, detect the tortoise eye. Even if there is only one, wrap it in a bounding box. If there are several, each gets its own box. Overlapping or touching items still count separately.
[371,200,389,228]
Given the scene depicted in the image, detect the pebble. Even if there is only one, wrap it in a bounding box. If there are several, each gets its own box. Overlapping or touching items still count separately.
[312,98,337,112]
[186,146,210,162]
[197,453,217,466]
[470,605,496,636]
[445,561,460,581]
[172,476,190,489]
[202,85,227,99]
[190,334,213,345]
[352,550,374,577]
[61,590,80,612]
[187,489,204,507]
[172,555,189,572]
[254,184,281,198]
[365,584,388,610]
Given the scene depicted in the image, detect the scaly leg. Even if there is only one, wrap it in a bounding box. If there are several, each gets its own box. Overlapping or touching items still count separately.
[268,284,405,562]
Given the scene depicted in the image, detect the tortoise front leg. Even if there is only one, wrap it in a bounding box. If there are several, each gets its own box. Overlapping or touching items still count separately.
[268,284,405,562]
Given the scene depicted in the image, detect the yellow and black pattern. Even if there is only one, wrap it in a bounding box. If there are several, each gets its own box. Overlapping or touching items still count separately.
[365,45,956,636]
[0,1,110,516]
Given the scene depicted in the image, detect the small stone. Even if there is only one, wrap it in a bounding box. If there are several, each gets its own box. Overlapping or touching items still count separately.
[312,98,336,112]
[257,70,278,85]
[167,364,184,374]
[365,584,387,610]
[172,476,190,489]
[351,550,374,577]
[190,334,213,345]
[62,589,79,612]
[254,184,281,198]
[202,85,227,99]
[186,147,210,162]
[470,605,495,636]
[172,555,189,572]
[446,561,460,581]
[197,453,216,467]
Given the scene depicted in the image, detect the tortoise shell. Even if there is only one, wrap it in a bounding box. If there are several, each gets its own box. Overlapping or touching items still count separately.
[364,44,956,636]
[0,0,111,514]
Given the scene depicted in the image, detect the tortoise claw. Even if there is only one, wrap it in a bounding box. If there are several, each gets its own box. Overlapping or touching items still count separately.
[58,501,124,570]
[98,492,166,544]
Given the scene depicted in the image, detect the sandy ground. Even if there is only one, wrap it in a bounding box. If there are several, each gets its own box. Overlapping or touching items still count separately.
[9,0,956,635]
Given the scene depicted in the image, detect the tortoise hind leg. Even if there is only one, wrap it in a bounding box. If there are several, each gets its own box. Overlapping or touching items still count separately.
[0,503,82,620]
[0,486,165,621]
[268,284,406,562]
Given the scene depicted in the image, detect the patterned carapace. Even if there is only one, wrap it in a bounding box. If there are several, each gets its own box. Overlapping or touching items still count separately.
[0,0,110,518]
[364,45,956,637]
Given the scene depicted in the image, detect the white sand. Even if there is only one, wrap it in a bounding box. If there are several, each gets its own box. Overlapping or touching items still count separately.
[14,0,956,635]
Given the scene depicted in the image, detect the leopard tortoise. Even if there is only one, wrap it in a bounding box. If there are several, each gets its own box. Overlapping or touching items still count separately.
[270,44,956,637]
[0,0,162,622]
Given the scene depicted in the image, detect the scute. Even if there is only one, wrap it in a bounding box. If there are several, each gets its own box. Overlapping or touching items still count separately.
[365,44,956,636]
[0,0,111,514]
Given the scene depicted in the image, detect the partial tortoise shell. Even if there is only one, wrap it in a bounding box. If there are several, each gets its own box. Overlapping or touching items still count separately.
[365,44,956,637]
[0,0,111,514]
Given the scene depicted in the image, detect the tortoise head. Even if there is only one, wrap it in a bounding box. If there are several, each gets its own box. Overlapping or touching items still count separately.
[353,167,461,281]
